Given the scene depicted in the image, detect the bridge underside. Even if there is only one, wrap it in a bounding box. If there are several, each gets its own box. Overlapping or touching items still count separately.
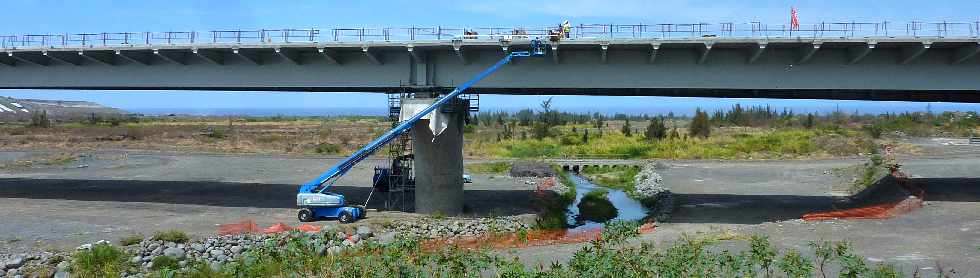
[3,38,980,102]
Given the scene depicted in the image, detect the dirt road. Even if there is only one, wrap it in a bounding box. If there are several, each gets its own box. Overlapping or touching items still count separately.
[2,148,979,276]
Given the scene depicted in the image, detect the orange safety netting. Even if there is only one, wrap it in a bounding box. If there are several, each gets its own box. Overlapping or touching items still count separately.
[218,220,261,235]
[802,168,924,221]
[295,224,322,233]
[263,223,294,234]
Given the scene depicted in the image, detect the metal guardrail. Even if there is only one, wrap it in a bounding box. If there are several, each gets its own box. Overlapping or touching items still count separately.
[970,137,980,145]
[2,21,980,49]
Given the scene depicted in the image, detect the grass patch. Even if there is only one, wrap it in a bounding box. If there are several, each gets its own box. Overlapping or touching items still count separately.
[483,129,835,159]
[149,228,903,278]
[464,162,512,174]
[535,169,577,229]
[852,154,891,193]
[581,166,640,193]
[150,256,179,271]
[118,235,143,246]
[151,230,189,243]
[70,244,133,278]
[577,189,617,222]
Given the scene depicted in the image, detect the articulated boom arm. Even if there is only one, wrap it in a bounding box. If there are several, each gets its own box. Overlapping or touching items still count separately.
[299,49,542,194]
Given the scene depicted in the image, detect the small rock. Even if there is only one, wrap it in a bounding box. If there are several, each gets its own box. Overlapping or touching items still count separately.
[230,246,242,254]
[216,254,228,261]
[3,255,26,269]
[6,268,19,275]
[356,226,373,238]
[210,249,225,257]
[54,271,70,278]
[191,243,206,253]
[377,231,397,244]
[209,262,222,272]
[0,269,6,276]
[163,247,185,259]
[56,261,69,272]
[131,256,143,264]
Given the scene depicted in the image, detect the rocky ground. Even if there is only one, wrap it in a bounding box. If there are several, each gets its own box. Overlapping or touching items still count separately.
[2,139,980,276]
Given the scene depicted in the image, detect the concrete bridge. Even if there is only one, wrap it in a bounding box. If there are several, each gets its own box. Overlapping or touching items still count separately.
[2,23,980,102]
[5,22,980,214]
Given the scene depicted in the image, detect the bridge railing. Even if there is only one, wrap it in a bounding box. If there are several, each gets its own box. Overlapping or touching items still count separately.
[2,21,979,49]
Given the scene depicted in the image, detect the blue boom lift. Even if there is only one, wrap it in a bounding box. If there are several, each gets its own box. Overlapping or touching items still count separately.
[297,40,546,223]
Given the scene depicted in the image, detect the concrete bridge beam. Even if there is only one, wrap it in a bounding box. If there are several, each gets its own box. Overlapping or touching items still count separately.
[43,51,80,66]
[747,42,767,64]
[275,48,301,65]
[192,48,224,65]
[316,48,342,64]
[78,50,116,66]
[900,42,931,65]
[152,49,187,65]
[232,48,262,65]
[648,43,660,64]
[115,50,151,65]
[361,46,383,65]
[952,42,980,64]
[797,42,822,64]
[551,44,560,64]
[848,42,876,65]
[697,42,713,64]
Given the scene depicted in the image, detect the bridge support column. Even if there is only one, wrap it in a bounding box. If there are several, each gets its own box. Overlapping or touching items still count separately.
[406,98,466,215]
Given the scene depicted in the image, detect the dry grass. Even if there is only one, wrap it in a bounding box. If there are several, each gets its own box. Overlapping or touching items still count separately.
[0,117,388,155]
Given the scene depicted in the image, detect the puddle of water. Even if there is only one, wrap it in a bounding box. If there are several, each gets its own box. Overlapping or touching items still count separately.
[566,174,648,230]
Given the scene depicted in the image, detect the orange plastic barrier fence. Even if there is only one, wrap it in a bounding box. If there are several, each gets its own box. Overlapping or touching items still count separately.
[802,170,924,221]
[217,220,261,235]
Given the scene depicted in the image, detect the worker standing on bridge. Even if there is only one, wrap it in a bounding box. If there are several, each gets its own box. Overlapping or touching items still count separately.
[562,20,572,38]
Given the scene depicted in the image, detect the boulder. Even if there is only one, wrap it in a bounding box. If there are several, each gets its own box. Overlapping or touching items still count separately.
[163,247,186,259]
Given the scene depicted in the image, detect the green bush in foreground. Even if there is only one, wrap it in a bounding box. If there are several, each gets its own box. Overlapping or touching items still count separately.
[150,256,179,271]
[70,244,133,278]
[147,227,905,278]
[151,230,189,243]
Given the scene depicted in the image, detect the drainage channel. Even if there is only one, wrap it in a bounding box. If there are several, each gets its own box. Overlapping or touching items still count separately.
[565,174,648,231]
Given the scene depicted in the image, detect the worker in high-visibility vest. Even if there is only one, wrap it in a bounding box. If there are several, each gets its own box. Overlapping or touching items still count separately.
[562,20,571,38]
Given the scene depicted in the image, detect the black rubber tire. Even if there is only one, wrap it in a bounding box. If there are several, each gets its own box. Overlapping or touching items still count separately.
[298,208,314,222]
[339,211,353,223]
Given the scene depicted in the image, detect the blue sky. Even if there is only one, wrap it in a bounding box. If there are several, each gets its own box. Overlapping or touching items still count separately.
[1,0,979,115]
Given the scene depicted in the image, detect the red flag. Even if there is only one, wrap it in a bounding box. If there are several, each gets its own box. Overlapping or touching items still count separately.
[790,7,800,30]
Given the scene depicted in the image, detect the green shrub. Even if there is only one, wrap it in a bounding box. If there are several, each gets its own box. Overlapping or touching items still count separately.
[151,230,189,243]
[150,255,179,271]
[71,244,131,278]
[777,250,813,278]
[118,235,143,246]
[749,235,777,277]
[577,189,617,222]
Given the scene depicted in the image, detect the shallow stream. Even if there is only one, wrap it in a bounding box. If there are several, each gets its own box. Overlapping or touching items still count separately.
[565,174,648,230]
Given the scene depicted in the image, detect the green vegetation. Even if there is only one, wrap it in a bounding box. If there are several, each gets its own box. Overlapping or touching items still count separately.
[851,153,893,192]
[577,189,617,222]
[581,166,640,193]
[464,161,511,174]
[467,102,979,159]
[70,244,133,278]
[65,228,906,278]
[150,255,179,271]
[30,110,51,128]
[535,169,577,229]
[151,230,189,243]
[118,235,143,246]
[689,108,711,138]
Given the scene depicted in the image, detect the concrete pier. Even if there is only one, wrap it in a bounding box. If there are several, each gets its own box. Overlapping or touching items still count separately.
[404,98,466,215]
